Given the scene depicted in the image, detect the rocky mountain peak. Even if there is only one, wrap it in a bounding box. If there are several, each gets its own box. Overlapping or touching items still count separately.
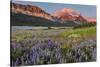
[11,3,53,20]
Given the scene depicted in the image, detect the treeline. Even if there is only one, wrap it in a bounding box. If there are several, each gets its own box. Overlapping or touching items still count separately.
[73,22,96,29]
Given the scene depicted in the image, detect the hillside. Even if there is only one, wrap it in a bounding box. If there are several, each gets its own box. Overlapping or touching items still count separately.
[11,12,80,26]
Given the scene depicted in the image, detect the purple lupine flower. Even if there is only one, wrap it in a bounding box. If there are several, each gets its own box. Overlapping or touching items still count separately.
[47,39,53,47]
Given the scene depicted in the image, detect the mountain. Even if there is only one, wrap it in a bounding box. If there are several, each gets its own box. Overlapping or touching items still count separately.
[52,8,87,23]
[85,17,96,23]
[10,3,80,26]
[11,3,54,21]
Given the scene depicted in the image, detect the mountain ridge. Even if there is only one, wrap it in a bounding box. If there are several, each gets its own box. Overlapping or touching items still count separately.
[11,2,96,26]
[11,3,54,21]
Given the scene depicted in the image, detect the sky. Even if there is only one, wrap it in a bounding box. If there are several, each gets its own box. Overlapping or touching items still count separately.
[11,0,96,18]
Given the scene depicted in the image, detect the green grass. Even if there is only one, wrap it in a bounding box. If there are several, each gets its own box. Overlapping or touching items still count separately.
[11,26,96,43]
[12,30,34,42]
[61,26,96,39]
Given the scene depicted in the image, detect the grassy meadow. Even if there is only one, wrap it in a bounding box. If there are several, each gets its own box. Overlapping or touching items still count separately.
[11,26,96,66]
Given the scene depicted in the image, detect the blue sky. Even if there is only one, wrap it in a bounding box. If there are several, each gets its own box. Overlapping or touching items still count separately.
[12,1,96,18]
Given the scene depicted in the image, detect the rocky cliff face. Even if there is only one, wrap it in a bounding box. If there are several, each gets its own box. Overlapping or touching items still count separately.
[11,3,54,21]
[52,8,87,22]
